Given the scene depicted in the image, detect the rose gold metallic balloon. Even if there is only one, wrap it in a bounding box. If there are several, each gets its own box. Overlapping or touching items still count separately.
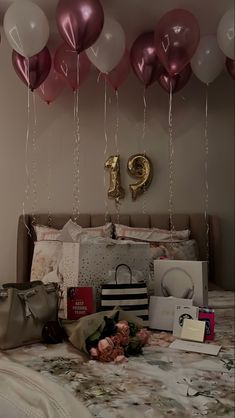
[12,47,51,91]
[56,0,104,53]
[158,64,192,94]
[155,9,200,76]
[226,57,235,80]
[130,32,162,87]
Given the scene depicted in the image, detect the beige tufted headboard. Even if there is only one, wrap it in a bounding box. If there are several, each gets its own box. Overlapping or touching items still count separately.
[17,213,221,285]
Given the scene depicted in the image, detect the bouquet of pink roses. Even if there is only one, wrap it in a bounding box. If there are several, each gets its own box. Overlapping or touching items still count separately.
[86,314,150,363]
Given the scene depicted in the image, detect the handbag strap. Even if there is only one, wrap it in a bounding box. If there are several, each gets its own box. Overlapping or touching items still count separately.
[2,281,42,290]
[115,264,132,284]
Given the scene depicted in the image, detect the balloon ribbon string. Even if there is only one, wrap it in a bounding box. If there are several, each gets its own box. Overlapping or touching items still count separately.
[47,132,53,227]
[115,89,119,155]
[31,91,38,226]
[168,79,175,242]
[72,54,81,222]
[103,77,109,222]
[22,58,31,236]
[142,86,147,215]
[142,86,147,156]
[115,89,121,224]
[204,84,210,261]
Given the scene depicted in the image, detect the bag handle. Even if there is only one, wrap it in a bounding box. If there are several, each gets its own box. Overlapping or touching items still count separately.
[115,264,132,284]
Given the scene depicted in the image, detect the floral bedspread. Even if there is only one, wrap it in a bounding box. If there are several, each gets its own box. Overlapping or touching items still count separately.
[1,292,234,418]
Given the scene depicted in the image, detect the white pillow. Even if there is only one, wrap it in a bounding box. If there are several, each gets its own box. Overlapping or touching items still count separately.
[30,240,65,317]
[150,240,199,261]
[30,241,63,282]
[115,224,190,243]
[34,219,113,242]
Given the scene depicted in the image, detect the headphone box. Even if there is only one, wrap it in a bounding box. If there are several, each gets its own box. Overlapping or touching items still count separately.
[153,260,208,307]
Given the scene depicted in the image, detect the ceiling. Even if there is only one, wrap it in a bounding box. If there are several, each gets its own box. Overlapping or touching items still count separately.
[0,0,234,46]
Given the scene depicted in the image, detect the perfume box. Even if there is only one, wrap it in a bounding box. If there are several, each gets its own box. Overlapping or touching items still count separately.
[198,308,215,340]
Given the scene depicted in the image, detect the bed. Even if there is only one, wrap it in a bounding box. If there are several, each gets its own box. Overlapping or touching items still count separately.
[1,213,234,417]
[17,213,222,285]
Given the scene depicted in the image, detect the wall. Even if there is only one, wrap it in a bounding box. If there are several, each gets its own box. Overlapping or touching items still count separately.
[0,37,234,289]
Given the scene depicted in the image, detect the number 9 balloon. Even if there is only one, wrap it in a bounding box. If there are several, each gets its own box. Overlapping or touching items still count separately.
[127,154,153,201]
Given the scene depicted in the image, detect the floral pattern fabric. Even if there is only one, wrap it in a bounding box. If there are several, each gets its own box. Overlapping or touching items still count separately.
[1,292,234,418]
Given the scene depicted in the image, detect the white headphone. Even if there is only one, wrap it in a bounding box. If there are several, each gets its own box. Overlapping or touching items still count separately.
[161,267,194,299]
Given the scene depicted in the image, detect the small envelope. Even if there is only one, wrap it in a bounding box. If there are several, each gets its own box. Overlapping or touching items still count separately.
[181,319,205,342]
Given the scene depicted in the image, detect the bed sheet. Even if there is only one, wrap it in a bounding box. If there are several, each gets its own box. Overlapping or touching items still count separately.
[0,292,234,418]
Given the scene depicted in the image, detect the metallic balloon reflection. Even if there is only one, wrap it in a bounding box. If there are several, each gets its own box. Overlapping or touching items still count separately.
[105,155,125,202]
[127,154,153,201]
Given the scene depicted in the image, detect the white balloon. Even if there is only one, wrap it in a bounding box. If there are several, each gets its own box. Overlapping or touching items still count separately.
[86,16,125,73]
[4,0,49,57]
[191,35,225,84]
[217,8,234,59]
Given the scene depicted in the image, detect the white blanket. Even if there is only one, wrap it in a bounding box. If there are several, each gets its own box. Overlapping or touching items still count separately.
[0,359,91,418]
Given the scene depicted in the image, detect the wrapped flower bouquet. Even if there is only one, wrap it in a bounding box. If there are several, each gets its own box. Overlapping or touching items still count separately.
[64,308,150,363]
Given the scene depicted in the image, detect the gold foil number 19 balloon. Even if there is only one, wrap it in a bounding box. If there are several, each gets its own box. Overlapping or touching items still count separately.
[127,154,153,201]
[105,155,125,202]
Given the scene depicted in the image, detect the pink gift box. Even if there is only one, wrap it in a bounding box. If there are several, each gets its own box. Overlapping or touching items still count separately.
[199,309,215,341]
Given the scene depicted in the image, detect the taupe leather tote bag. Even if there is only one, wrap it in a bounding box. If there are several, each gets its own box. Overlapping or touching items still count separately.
[0,281,58,350]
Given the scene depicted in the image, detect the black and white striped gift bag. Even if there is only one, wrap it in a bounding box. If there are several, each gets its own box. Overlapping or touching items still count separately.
[101,264,149,325]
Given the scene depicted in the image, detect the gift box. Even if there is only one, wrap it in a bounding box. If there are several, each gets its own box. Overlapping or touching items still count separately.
[154,260,208,307]
[149,296,193,331]
[198,308,215,340]
[67,287,95,320]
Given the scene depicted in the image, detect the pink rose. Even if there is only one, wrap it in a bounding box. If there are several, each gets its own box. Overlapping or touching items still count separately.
[137,328,150,345]
[89,348,98,359]
[111,346,124,360]
[114,355,128,363]
[97,337,114,354]
[116,321,130,337]
[98,350,114,362]
[117,333,129,346]
[110,334,121,347]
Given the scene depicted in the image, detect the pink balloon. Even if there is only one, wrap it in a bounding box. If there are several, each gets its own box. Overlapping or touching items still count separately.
[103,49,130,91]
[12,47,51,91]
[56,0,104,53]
[130,32,162,87]
[226,57,235,80]
[158,64,192,94]
[155,9,200,76]
[37,67,65,104]
[54,43,91,91]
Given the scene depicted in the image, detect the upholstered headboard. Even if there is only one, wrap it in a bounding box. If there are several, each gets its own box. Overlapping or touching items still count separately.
[17,213,221,284]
